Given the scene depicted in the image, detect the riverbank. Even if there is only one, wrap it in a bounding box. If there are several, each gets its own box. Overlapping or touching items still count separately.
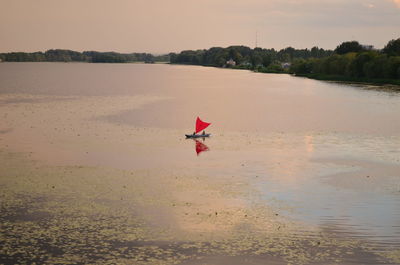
[0,49,169,64]
[294,73,400,87]
[171,63,400,88]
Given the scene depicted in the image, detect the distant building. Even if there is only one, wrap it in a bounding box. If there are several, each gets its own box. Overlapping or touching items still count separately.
[226,58,236,67]
[281,62,291,69]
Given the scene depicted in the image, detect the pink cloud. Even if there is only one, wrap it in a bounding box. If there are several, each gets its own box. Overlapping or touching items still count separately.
[392,0,400,8]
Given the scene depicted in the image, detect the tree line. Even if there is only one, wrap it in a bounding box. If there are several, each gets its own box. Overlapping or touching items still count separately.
[0,49,169,63]
[169,38,400,84]
[1,38,399,84]
[169,46,333,72]
[290,39,400,83]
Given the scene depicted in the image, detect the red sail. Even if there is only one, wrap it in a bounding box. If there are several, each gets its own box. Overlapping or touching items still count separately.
[195,117,211,134]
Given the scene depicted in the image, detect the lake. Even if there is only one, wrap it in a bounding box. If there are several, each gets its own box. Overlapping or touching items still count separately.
[1,62,400,264]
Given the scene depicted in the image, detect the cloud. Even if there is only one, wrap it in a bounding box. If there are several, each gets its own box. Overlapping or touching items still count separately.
[392,0,400,8]
[364,3,375,8]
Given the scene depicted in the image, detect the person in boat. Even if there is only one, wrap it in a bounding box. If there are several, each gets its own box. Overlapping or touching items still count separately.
[202,131,206,135]
[193,132,196,136]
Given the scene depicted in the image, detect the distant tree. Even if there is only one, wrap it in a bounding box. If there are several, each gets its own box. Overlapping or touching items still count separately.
[335,41,364,55]
[170,45,333,67]
[0,50,169,63]
[325,54,355,75]
[45,49,71,62]
[203,47,225,66]
[261,53,273,67]
[278,47,295,61]
[153,54,170,62]
[169,53,178,63]
[3,52,45,62]
[383,38,400,56]
[347,51,377,77]
[363,55,388,79]
[310,47,320,57]
[383,56,400,78]
[250,50,263,67]
[144,54,154,63]
[290,58,314,74]
[84,52,126,63]
[228,48,243,65]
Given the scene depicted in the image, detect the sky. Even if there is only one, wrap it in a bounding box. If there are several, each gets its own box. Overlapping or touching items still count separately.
[0,0,399,53]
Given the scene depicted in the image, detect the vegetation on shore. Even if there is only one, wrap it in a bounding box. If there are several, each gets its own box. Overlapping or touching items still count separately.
[1,38,399,86]
[170,45,333,72]
[0,49,169,63]
[169,38,400,86]
[290,39,400,85]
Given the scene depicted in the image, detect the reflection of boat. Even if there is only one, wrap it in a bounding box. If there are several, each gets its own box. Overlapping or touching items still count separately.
[185,133,211,138]
[194,139,209,155]
[185,117,211,138]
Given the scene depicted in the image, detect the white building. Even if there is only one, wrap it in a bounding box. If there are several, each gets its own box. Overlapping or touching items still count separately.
[226,58,236,67]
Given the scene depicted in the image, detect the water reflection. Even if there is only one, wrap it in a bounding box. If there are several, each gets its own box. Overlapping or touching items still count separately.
[194,139,209,156]
[304,134,314,154]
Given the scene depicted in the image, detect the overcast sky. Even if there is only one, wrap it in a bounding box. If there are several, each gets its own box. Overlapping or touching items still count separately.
[1,0,399,53]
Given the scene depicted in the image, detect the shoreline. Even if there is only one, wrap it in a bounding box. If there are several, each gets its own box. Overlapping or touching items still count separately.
[0,61,169,64]
[1,61,399,88]
[294,73,400,87]
[168,62,400,88]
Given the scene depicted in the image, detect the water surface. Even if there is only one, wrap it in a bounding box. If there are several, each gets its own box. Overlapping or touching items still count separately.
[1,62,400,264]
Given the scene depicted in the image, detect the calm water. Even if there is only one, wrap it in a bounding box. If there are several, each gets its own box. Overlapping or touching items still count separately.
[1,62,400,263]
[2,62,400,134]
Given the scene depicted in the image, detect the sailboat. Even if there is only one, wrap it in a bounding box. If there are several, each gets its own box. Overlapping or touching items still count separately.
[185,117,211,138]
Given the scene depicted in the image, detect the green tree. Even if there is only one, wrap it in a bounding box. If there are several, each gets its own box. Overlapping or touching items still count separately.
[261,53,273,67]
[347,51,376,77]
[228,48,243,65]
[383,38,400,56]
[250,49,263,68]
[383,56,400,78]
[290,58,314,74]
[335,41,363,55]
[322,54,352,75]
[363,55,388,79]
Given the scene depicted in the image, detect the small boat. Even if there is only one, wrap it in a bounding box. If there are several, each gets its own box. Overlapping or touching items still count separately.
[186,117,211,138]
[185,133,211,138]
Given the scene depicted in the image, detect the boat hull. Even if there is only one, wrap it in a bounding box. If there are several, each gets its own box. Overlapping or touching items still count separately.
[185,134,211,139]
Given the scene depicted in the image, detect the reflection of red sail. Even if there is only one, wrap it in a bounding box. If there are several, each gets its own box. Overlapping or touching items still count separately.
[195,117,211,134]
[195,140,209,155]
